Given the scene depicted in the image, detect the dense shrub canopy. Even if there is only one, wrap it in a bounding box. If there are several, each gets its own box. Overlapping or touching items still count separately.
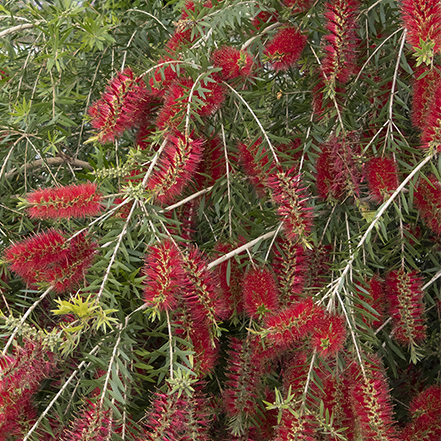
[0,0,440,440]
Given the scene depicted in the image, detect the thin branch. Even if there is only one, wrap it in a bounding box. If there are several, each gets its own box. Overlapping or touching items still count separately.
[162,186,213,212]
[0,21,43,38]
[241,22,281,50]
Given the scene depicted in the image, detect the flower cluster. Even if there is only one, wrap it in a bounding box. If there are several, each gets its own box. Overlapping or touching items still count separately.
[366,156,399,203]
[88,68,149,144]
[310,313,346,358]
[385,268,427,346]
[26,183,102,219]
[414,174,441,234]
[211,46,253,80]
[264,26,307,72]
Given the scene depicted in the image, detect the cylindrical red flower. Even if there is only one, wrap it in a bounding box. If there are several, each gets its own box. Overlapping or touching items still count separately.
[264,26,307,72]
[211,46,253,80]
[366,156,399,203]
[26,183,103,219]
[414,174,441,234]
[421,84,441,151]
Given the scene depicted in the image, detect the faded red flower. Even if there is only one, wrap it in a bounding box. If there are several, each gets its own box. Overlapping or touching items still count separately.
[366,156,399,203]
[311,313,346,358]
[242,266,280,319]
[211,46,253,80]
[322,0,360,84]
[385,268,427,346]
[26,183,102,219]
[401,0,441,53]
[88,68,149,143]
[414,174,441,234]
[264,26,307,72]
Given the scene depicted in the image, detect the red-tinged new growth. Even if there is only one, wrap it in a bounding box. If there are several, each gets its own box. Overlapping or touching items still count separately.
[414,174,441,234]
[347,356,400,441]
[311,313,346,358]
[421,84,441,151]
[223,337,263,418]
[4,229,68,281]
[356,275,387,329]
[402,385,441,440]
[0,339,56,439]
[211,46,253,80]
[385,268,427,346]
[26,183,102,219]
[401,0,441,53]
[411,65,441,130]
[264,26,307,72]
[267,167,313,244]
[322,0,360,84]
[61,400,112,441]
[263,298,325,352]
[88,68,149,144]
[272,237,308,306]
[182,245,227,328]
[143,239,186,311]
[147,133,204,205]
[242,266,280,319]
[367,156,399,203]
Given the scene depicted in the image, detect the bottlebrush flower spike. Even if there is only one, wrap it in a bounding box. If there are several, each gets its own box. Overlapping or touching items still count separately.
[194,136,226,191]
[26,183,103,219]
[147,132,204,205]
[366,156,399,203]
[263,298,325,352]
[242,266,280,319]
[267,167,313,244]
[356,275,387,328]
[322,0,360,84]
[414,174,441,234]
[182,245,227,328]
[223,337,263,418]
[272,237,308,306]
[3,229,68,281]
[411,65,441,130]
[385,268,427,346]
[88,68,149,144]
[211,46,253,80]
[421,84,441,151]
[143,239,186,312]
[401,0,441,53]
[311,313,346,358]
[347,355,399,440]
[61,400,112,441]
[264,26,307,72]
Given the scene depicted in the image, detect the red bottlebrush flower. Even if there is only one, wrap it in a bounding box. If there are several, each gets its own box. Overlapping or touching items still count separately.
[166,27,197,54]
[61,400,112,441]
[385,269,426,346]
[189,320,219,375]
[401,0,441,53]
[411,65,441,130]
[143,240,186,311]
[148,57,180,98]
[40,233,97,294]
[211,46,254,80]
[267,167,313,244]
[305,244,332,292]
[242,266,280,319]
[147,132,204,205]
[347,356,399,441]
[237,137,271,196]
[263,298,325,351]
[312,71,345,118]
[275,409,317,441]
[272,237,308,306]
[194,136,226,191]
[356,275,387,328]
[223,337,263,418]
[88,68,149,144]
[322,0,360,84]
[421,84,441,151]
[3,229,68,281]
[264,26,307,72]
[316,135,362,202]
[26,183,102,219]
[311,313,346,358]
[414,174,441,234]
[213,241,245,318]
[282,0,313,13]
[182,245,227,327]
[367,156,399,203]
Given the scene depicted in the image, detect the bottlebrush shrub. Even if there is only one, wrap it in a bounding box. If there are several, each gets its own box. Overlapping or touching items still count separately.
[263,26,307,72]
[211,46,254,81]
[366,156,399,203]
[385,268,427,346]
[25,183,103,219]
[322,0,360,85]
[88,68,149,144]
[241,266,280,319]
[414,174,441,234]
[401,0,441,53]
